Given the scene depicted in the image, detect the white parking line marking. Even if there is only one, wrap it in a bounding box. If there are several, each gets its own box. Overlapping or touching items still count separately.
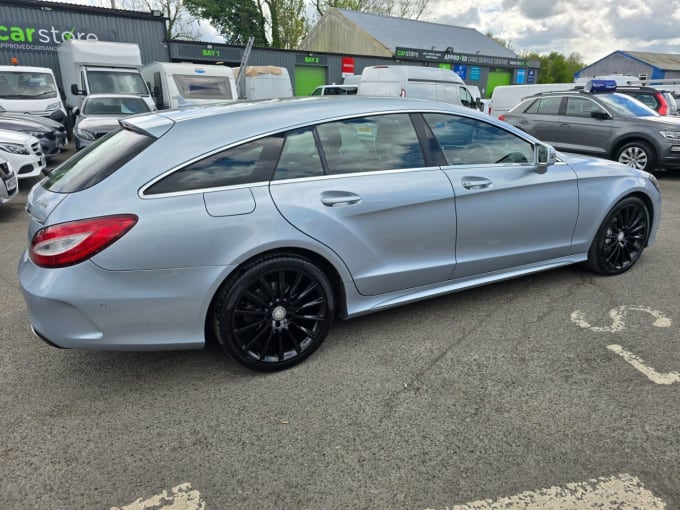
[441,473,666,509]
[571,306,671,333]
[110,483,204,510]
[608,344,680,385]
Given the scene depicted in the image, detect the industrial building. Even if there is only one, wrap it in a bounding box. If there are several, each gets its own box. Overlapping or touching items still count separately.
[0,0,540,97]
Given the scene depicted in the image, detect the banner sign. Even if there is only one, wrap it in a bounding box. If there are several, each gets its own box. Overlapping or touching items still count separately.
[395,46,539,69]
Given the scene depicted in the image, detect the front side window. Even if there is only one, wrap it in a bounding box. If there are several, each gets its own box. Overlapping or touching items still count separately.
[564,97,607,118]
[316,113,425,175]
[524,96,562,115]
[424,113,534,165]
[146,136,283,194]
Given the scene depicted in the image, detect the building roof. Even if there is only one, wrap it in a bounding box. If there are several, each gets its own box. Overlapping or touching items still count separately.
[622,51,680,72]
[336,9,518,58]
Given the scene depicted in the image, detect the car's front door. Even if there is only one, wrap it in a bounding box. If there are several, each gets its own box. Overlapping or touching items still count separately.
[422,113,579,279]
[557,96,612,156]
[269,113,457,296]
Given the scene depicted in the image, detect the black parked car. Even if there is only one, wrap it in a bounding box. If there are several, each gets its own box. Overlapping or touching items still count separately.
[0,115,60,158]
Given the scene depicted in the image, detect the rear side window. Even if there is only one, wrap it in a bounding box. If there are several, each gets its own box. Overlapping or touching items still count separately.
[524,96,562,115]
[44,128,154,193]
[146,136,283,194]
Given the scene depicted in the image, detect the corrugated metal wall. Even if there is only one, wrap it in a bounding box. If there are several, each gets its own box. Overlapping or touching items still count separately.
[578,53,654,80]
[0,0,168,86]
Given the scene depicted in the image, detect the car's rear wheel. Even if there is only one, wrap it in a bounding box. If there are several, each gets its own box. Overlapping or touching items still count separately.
[616,141,656,172]
[214,255,334,371]
[586,197,650,275]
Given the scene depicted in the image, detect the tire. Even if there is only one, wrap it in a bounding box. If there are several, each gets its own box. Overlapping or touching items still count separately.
[214,255,335,371]
[586,197,650,275]
[616,140,656,173]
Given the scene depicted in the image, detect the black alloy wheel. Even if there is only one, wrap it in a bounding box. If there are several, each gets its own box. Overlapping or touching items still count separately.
[586,197,650,275]
[215,255,334,371]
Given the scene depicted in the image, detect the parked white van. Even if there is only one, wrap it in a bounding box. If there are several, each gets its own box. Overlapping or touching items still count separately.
[234,66,293,100]
[0,66,67,127]
[142,62,237,110]
[489,83,576,118]
[357,65,480,109]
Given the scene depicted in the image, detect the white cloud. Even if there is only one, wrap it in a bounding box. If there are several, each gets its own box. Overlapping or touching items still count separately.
[427,0,680,63]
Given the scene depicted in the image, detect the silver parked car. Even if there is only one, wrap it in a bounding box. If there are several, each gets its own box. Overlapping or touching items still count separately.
[19,97,661,371]
[73,94,152,150]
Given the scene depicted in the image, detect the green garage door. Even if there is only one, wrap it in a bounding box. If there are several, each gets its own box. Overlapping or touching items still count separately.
[486,70,511,98]
[295,66,327,96]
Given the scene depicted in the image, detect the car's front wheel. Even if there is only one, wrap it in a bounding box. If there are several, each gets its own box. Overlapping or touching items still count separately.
[616,140,656,172]
[586,197,650,275]
[214,255,335,371]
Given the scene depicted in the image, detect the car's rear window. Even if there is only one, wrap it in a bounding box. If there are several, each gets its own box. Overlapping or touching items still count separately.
[43,128,155,193]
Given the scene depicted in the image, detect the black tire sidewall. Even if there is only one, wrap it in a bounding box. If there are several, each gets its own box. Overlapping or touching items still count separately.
[587,196,650,275]
[215,255,335,371]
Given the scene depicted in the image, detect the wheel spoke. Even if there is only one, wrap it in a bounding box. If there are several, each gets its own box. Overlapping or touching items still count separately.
[234,317,269,334]
[234,308,268,316]
[278,270,286,300]
[243,321,272,351]
[286,329,302,354]
[258,276,276,302]
[294,281,319,304]
[244,290,268,308]
[258,329,275,360]
[296,296,326,310]
[291,321,318,341]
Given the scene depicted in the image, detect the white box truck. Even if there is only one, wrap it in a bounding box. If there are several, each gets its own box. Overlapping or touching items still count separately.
[57,39,154,115]
[0,65,67,127]
[234,66,293,100]
[141,62,238,110]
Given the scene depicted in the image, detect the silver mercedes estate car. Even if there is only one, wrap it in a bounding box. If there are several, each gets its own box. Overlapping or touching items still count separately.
[18,97,661,371]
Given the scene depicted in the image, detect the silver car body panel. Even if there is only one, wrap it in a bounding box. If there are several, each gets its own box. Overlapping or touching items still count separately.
[18,97,662,351]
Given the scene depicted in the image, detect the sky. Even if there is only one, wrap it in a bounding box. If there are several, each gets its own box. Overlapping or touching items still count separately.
[429,0,680,64]
[49,0,680,65]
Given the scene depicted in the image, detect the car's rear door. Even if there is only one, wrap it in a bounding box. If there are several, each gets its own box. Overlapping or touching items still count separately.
[269,113,457,296]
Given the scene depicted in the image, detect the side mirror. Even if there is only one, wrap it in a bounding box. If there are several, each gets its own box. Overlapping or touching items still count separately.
[590,110,611,120]
[70,84,82,96]
[476,98,483,111]
[534,143,556,174]
[72,107,80,117]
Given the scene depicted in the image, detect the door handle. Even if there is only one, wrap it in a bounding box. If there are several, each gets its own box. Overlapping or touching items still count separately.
[462,177,492,190]
[320,191,362,207]
[560,123,570,127]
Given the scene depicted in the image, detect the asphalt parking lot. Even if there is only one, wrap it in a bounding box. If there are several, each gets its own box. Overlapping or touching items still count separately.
[1,150,679,509]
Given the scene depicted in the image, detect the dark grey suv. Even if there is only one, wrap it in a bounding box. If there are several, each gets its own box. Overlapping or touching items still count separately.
[500,88,680,172]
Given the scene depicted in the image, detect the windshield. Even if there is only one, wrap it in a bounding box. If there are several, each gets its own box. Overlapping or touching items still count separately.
[171,75,234,100]
[597,93,659,117]
[83,97,150,116]
[0,71,58,99]
[87,70,149,96]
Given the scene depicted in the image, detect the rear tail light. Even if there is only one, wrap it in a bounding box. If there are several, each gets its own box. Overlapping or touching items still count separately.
[498,114,506,121]
[30,214,138,268]
[656,93,669,115]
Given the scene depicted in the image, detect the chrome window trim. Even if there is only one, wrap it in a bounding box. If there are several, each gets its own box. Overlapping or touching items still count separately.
[139,107,536,199]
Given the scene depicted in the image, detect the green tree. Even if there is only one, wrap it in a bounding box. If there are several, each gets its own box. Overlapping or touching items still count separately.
[184,0,268,46]
[314,0,428,19]
[185,0,308,49]
[485,31,513,51]
[522,51,585,83]
[122,0,201,40]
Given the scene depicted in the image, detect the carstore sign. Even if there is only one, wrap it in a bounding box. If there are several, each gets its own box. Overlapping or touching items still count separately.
[395,46,539,69]
[0,23,117,51]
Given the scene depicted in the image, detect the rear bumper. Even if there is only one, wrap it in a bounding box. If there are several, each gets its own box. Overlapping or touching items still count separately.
[18,251,234,351]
